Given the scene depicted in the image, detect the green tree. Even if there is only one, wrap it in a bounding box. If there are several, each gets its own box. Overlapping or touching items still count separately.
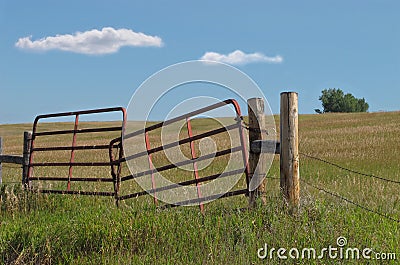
[318,88,369,113]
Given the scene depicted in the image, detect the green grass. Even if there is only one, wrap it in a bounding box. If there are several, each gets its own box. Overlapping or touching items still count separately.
[1,111,399,264]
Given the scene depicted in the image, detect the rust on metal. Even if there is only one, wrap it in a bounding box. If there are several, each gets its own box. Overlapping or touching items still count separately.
[186,117,204,212]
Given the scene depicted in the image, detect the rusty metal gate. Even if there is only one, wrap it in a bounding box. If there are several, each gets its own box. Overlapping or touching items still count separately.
[26,99,250,211]
[25,107,126,197]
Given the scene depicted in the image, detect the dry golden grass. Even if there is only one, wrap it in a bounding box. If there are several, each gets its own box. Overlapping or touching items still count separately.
[1,111,399,264]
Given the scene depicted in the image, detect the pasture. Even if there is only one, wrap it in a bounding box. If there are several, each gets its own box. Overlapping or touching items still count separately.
[1,111,399,264]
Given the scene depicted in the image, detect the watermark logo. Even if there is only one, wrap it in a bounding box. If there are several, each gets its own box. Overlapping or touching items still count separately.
[124,60,276,206]
[257,236,396,261]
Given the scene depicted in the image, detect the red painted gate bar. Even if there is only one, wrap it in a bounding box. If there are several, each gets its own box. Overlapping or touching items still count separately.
[186,117,204,212]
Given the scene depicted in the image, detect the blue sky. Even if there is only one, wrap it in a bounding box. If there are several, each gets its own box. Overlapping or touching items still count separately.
[0,0,399,124]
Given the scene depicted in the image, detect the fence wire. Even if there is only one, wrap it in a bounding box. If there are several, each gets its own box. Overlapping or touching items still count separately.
[300,152,400,184]
[301,178,400,223]
[299,152,400,223]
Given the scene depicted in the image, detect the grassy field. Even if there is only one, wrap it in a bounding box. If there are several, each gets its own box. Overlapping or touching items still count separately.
[0,111,399,264]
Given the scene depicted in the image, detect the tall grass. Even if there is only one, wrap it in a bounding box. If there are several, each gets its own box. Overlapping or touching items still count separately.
[1,111,399,264]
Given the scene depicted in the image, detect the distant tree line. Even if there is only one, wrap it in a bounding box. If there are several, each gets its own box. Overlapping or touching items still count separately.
[315,88,369,114]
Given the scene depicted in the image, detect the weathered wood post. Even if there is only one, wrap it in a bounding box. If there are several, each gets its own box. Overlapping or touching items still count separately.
[280,92,300,213]
[247,98,267,207]
[22,131,32,187]
[0,136,3,185]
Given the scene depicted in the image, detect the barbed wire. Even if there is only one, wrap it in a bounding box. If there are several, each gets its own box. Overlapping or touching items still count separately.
[299,152,400,184]
[301,178,400,223]
[261,173,399,224]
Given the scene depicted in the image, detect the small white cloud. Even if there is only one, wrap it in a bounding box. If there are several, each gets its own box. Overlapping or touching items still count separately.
[15,27,163,55]
[200,50,283,65]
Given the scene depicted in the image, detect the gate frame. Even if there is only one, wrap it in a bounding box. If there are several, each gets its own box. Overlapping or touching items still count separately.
[25,107,127,197]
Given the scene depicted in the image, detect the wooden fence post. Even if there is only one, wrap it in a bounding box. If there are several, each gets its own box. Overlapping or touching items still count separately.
[22,131,32,187]
[0,136,2,185]
[247,98,267,207]
[280,92,300,213]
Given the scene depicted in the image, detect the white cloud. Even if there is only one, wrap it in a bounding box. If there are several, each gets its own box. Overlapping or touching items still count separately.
[200,50,283,65]
[15,27,163,55]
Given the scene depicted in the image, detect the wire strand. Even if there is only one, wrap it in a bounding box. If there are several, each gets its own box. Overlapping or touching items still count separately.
[300,152,400,184]
[301,178,400,223]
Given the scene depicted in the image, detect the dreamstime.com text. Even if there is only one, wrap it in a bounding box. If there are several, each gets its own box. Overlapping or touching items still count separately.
[257,237,396,261]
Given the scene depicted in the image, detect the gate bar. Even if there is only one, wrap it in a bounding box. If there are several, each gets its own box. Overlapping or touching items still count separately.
[162,189,249,208]
[145,131,158,204]
[121,124,238,163]
[186,117,204,212]
[120,146,242,182]
[124,99,242,139]
[67,114,79,190]
[30,177,114,182]
[34,126,122,137]
[118,168,246,201]
[38,190,115,196]
[33,144,119,152]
